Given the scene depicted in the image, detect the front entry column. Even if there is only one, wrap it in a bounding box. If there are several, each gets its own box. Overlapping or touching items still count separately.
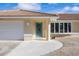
[48,23,51,40]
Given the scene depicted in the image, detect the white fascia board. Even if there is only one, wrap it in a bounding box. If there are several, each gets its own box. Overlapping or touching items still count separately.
[0,16,58,18]
[0,16,53,18]
[57,20,79,22]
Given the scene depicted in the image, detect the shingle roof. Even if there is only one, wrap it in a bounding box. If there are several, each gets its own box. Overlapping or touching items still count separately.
[57,14,79,20]
[0,10,79,20]
[0,9,57,17]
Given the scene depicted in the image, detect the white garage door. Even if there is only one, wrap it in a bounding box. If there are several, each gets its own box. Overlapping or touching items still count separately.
[0,21,24,40]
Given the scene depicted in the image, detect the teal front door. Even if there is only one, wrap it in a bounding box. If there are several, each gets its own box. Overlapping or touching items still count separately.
[36,23,42,37]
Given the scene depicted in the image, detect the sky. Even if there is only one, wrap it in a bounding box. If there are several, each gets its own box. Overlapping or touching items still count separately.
[0,3,79,14]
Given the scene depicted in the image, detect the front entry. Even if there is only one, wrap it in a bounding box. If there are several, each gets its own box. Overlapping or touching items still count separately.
[36,22,42,37]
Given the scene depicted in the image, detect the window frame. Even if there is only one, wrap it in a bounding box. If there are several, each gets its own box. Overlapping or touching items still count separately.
[51,22,72,33]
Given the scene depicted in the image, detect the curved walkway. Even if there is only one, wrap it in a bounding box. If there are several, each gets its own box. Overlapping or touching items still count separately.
[6,40,63,56]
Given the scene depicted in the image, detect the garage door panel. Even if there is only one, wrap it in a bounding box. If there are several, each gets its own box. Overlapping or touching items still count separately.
[0,21,24,40]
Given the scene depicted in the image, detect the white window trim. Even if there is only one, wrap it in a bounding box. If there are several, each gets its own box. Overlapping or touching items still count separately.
[51,22,72,34]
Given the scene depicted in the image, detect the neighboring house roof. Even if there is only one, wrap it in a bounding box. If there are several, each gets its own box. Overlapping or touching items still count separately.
[0,9,57,17]
[57,14,79,20]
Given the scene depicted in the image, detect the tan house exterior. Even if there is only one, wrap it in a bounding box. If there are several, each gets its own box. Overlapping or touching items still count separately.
[0,9,79,41]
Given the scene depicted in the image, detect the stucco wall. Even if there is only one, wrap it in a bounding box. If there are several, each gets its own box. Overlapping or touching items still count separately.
[24,19,33,41]
[24,18,49,40]
[72,22,79,33]
[24,19,33,34]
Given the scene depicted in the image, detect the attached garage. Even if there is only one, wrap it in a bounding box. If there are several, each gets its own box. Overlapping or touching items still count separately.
[0,19,24,41]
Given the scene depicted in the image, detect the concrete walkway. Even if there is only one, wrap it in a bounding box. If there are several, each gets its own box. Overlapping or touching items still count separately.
[6,40,63,56]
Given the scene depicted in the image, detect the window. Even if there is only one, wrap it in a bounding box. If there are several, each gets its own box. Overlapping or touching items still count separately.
[51,23,54,33]
[55,23,59,33]
[64,23,67,32]
[51,23,71,33]
[60,23,63,33]
[68,23,71,32]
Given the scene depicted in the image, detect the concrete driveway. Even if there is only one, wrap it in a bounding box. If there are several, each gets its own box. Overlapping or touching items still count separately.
[0,41,20,56]
[6,40,63,56]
